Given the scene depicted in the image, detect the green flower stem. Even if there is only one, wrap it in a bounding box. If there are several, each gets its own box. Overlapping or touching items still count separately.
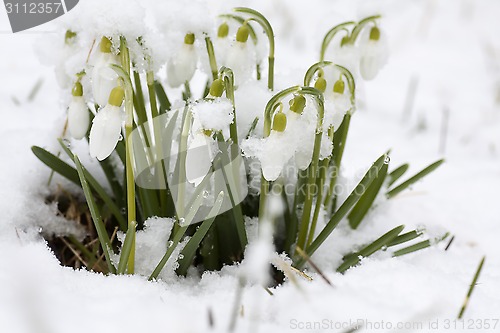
[260,86,300,221]
[306,128,334,247]
[147,70,169,216]
[205,36,218,81]
[319,22,355,62]
[234,7,275,90]
[295,87,325,252]
[349,15,381,44]
[324,110,351,212]
[219,67,239,149]
[111,39,136,273]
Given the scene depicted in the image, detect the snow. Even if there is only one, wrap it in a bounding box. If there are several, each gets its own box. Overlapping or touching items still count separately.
[1,0,500,332]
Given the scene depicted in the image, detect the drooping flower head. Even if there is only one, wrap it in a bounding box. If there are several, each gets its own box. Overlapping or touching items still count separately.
[91,36,120,106]
[359,26,389,80]
[167,33,198,88]
[67,81,90,140]
[89,86,124,161]
[225,24,254,86]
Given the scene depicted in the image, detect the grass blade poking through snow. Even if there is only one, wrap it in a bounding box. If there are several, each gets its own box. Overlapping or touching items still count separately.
[57,139,127,230]
[336,225,405,273]
[74,155,116,274]
[149,189,206,281]
[458,256,486,319]
[294,153,387,268]
[176,191,225,276]
[386,159,444,198]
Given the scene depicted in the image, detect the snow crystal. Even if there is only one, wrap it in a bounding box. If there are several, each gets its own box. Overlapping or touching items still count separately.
[190,98,234,131]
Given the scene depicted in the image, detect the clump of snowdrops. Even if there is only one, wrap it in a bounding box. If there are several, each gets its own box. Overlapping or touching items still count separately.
[33,8,446,281]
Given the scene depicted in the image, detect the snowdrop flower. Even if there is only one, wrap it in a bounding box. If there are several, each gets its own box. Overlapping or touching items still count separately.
[288,95,313,170]
[359,26,389,80]
[331,36,359,76]
[214,22,230,65]
[89,86,124,161]
[167,33,198,88]
[91,36,119,106]
[225,25,254,86]
[67,81,89,140]
[260,111,289,181]
[185,127,216,186]
[315,69,351,131]
[185,79,232,186]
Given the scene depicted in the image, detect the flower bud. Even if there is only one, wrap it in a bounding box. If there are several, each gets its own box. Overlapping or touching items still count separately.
[272,112,287,132]
[108,86,125,107]
[89,104,123,161]
[289,95,306,114]
[236,24,249,43]
[218,22,229,38]
[68,82,89,140]
[184,33,195,45]
[209,78,225,97]
[100,36,112,53]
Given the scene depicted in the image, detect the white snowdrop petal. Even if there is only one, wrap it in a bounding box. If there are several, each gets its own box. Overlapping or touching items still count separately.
[89,105,123,161]
[92,53,119,106]
[186,133,213,186]
[68,96,89,140]
[225,42,253,86]
[167,45,198,88]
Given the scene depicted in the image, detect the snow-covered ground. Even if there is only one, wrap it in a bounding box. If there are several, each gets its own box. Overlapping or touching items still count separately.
[1,0,499,332]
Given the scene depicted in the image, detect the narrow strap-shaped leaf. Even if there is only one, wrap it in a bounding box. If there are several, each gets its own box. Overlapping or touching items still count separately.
[392,239,431,257]
[117,220,137,274]
[32,146,80,184]
[337,225,405,273]
[387,163,409,187]
[57,140,127,231]
[387,159,444,198]
[458,256,486,319]
[176,191,225,276]
[387,230,421,247]
[295,153,387,268]
[74,155,116,274]
[348,161,388,229]
[149,190,205,281]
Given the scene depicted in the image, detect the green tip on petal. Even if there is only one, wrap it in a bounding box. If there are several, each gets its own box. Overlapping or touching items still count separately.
[272,112,287,132]
[108,86,125,107]
[369,26,380,41]
[290,95,306,114]
[218,22,229,38]
[72,82,83,97]
[333,79,345,94]
[236,24,249,43]
[100,36,112,53]
[184,33,195,45]
[314,77,327,93]
[65,30,77,44]
[209,79,225,97]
